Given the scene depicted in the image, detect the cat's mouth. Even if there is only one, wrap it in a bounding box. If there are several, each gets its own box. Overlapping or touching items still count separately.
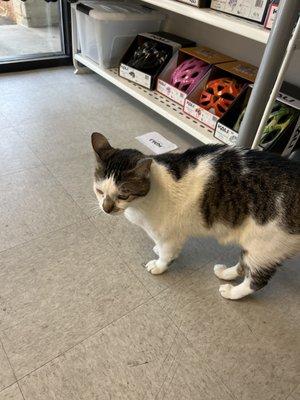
[101,207,124,216]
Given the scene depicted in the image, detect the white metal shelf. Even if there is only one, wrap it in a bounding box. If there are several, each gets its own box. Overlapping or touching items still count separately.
[140,0,270,44]
[74,53,220,145]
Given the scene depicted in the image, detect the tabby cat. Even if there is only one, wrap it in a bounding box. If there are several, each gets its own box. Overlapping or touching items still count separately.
[91,132,300,300]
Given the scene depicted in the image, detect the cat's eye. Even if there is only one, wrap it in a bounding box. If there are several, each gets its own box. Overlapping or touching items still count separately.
[96,189,103,195]
[117,194,129,200]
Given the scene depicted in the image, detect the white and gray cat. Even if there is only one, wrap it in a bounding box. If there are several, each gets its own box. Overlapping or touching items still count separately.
[91,132,300,300]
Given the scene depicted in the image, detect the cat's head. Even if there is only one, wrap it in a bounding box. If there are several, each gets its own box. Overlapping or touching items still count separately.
[91,133,152,215]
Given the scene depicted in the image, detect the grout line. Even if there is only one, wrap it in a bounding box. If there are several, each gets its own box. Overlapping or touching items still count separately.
[0,339,25,399]
[150,274,239,400]
[284,385,299,400]
[152,295,238,400]
[19,140,90,218]
[16,381,26,400]
[15,296,154,383]
[0,164,44,178]
[88,216,155,300]
[0,218,89,257]
[154,329,182,400]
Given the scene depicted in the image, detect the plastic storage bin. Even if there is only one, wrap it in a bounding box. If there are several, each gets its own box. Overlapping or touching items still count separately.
[76,2,165,68]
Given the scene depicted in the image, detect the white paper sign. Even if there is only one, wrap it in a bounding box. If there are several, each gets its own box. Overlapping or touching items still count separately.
[136,132,178,154]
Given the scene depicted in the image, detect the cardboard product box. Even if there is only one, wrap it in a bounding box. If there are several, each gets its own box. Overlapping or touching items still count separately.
[157,46,235,106]
[214,84,300,157]
[264,1,280,30]
[119,32,196,90]
[176,0,210,8]
[184,60,258,130]
[210,0,271,24]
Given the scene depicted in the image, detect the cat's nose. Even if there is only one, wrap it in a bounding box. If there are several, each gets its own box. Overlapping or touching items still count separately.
[102,196,115,214]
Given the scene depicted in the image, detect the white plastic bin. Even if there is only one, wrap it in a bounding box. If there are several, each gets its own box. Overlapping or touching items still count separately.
[76,2,165,68]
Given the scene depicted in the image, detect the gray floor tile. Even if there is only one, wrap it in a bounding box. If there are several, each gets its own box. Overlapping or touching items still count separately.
[0,385,23,400]
[0,221,150,378]
[0,343,15,392]
[91,213,240,296]
[0,70,46,97]
[1,88,74,127]
[0,128,42,176]
[155,333,234,400]
[156,268,298,400]
[46,154,96,217]
[232,266,300,395]
[86,98,199,153]
[289,385,300,400]
[0,112,13,130]
[19,300,233,400]
[17,112,103,164]
[0,166,86,252]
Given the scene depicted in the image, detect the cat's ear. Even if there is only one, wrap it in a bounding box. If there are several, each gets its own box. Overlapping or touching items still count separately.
[91,132,113,161]
[133,158,152,177]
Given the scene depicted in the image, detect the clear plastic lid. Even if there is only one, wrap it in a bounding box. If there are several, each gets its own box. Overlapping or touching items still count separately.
[78,1,164,20]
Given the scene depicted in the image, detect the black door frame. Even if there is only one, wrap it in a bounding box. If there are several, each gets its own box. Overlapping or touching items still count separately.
[0,0,72,73]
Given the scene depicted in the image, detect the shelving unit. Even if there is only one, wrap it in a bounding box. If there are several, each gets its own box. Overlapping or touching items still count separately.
[72,1,299,148]
[139,0,270,44]
[74,53,218,144]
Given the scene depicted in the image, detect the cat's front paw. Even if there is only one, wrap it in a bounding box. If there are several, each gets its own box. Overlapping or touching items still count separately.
[146,260,167,275]
[153,245,160,256]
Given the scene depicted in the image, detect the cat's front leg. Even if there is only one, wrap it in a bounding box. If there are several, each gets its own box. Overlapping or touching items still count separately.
[146,239,184,275]
[153,244,160,256]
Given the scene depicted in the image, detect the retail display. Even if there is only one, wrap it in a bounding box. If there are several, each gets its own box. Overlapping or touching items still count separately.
[264,1,280,29]
[119,32,195,90]
[199,77,243,117]
[127,41,169,71]
[210,0,270,24]
[170,58,209,93]
[157,46,234,106]
[184,60,257,129]
[214,84,300,156]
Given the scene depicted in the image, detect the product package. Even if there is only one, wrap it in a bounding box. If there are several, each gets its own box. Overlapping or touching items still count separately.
[210,0,270,24]
[184,60,258,129]
[214,83,300,156]
[157,46,234,106]
[119,32,195,90]
[264,1,280,30]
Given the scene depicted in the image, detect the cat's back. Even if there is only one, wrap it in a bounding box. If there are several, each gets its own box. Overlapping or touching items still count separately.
[201,146,300,234]
[155,145,299,235]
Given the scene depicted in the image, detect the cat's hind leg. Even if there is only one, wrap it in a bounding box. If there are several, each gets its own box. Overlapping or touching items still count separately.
[214,250,247,281]
[219,251,277,300]
[214,262,244,281]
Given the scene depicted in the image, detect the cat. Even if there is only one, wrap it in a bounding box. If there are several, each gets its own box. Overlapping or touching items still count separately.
[91,132,300,300]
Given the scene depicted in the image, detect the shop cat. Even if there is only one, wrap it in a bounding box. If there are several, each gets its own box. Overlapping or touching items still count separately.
[91,132,300,300]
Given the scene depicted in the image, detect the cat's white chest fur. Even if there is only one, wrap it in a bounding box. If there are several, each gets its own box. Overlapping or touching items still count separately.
[125,159,213,242]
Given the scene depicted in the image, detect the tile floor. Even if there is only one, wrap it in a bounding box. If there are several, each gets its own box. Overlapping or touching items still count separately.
[0,67,299,400]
